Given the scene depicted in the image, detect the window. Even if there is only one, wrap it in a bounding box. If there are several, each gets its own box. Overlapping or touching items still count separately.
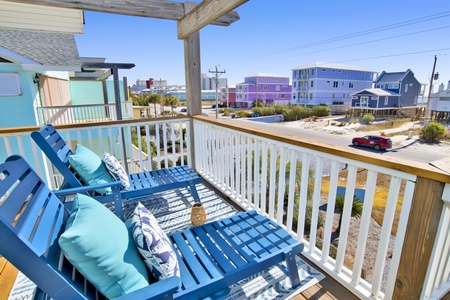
[0,73,21,96]
[332,93,336,98]
[276,85,280,91]
[281,94,285,98]
[342,81,344,86]
[344,70,347,76]
[361,96,369,106]
[333,81,338,88]
[262,94,265,99]
[388,84,399,89]
[310,93,313,100]
[384,97,388,105]
[359,72,362,77]
[333,69,336,72]
[263,85,268,91]
[293,81,297,88]
[311,81,314,88]
[311,68,315,76]
[322,68,327,72]
[349,82,354,88]
[404,84,408,92]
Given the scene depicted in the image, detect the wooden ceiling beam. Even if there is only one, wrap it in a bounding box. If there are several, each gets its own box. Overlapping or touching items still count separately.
[1,0,241,26]
[178,0,248,39]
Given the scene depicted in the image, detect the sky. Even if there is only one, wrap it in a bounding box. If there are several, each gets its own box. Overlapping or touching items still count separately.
[74,0,450,93]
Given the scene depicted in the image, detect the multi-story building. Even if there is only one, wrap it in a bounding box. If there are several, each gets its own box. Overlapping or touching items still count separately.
[220,85,236,108]
[201,73,227,90]
[291,62,377,111]
[235,73,291,108]
[352,69,422,116]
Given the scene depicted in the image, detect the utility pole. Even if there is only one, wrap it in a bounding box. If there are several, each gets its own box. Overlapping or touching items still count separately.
[425,55,437,125]
[209,66,226,119]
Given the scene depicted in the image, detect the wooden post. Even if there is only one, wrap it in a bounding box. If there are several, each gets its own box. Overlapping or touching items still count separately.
[393,177,444,299]
[183,1,202,169]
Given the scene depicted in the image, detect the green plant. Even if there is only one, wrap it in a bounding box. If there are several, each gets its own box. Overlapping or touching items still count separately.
[421,122,447,142]
[252,99,265,107]
[315,237,338,259]
[335,194,363,233]
[380,131,386,136]
[304,204,324,231]
[362,113,375,124]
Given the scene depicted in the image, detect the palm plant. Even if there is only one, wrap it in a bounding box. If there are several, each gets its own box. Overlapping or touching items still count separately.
[165,95,179,115]
[147,94,161,116]
[334,193,363,233]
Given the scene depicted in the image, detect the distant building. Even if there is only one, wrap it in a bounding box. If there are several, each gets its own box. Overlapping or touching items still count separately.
[352,69,422,116]
[166,89,218,102]
[201,73,227,90]
[220,85,236,107]
[235,73,291,108]
[428,81,450,121]
[291,62,377,112]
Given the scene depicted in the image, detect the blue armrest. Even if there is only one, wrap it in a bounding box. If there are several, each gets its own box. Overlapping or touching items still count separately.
[53,181,125,220]
[112,276,180,300]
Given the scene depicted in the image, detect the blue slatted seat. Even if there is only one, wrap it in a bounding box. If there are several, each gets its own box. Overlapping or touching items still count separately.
[0,155,304,300]
[31,124,202,220]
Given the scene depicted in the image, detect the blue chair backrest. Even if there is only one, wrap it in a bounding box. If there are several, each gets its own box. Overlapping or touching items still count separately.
[0,155,105,299]
[31,124,85,189]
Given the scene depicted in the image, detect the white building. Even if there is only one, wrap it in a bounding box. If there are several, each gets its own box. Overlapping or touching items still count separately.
[201,73,227,90]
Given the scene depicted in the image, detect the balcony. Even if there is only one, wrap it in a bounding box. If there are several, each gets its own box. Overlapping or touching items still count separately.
[35,102,134,126]
[1,115,449,299]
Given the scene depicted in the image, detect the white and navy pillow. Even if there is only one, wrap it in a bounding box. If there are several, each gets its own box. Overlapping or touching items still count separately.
[131,202,180,281]
[102,152,130,190]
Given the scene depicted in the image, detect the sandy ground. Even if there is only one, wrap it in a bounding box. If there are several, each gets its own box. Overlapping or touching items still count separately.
[275,117,450,156]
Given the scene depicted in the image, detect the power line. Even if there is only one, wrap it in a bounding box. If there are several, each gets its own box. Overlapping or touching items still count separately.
[256,11,450,59]
[280,25,450,60]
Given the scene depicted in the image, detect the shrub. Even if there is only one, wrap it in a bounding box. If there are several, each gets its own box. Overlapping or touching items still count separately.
[176,155,188,166]
[362,113,375,124]
[304,204,324,231]
[315,237,338,259]
[421,122,447,142]
[312,105,330,117]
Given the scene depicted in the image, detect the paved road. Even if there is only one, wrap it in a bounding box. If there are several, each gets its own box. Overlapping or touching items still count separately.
[208,113,448,164]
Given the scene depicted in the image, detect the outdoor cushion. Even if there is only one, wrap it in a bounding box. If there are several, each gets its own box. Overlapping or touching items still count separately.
[102,152,130,190]
[68,144,113,194]
[58,193,149,299]
[131,202,180,281]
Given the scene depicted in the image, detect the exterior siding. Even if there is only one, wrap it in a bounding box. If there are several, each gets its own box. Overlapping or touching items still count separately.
[236,74,292,108]
[291,64,375,108]
[0,64,39,128]
[70,80,126,105]
[399,71,420,107]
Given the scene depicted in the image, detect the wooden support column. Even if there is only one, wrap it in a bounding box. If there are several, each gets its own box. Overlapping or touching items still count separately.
[393,177,445,299]
[183,1,202,169]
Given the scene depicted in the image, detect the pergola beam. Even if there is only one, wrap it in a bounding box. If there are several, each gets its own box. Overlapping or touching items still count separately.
[1,0,240,26]
[178,0,248,39]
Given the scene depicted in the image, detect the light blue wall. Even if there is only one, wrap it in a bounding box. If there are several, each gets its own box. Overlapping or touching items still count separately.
[70,80,126,105]
[0,64,39,128]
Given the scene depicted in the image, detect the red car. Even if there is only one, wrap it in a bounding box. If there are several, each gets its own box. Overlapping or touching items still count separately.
[352,135,392,151]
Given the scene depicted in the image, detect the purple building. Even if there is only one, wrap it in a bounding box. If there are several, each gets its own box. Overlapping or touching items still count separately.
[235,73,292,108]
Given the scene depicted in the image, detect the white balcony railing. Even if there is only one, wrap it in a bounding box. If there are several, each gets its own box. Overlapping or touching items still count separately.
[36,102,134,126]
[0,116,449,299]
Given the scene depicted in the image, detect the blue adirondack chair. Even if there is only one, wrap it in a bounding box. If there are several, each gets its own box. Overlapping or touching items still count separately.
[31,124,202,215]
[0,155,304,300]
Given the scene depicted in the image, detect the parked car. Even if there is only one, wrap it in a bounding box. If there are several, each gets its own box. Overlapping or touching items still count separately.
[351,135,392,151]
[181,108,187,112]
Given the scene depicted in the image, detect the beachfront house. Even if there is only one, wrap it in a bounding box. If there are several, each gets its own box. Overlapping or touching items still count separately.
[291,62,377,113]
[235,73,291,108]
[428,81,450,121]
[0,28,81,128]
[1,1,449,300]
[352,69,422,116]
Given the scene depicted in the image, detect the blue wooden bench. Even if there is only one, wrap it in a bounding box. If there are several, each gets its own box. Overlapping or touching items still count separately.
[31,124,202,219]
[0,155,304,300]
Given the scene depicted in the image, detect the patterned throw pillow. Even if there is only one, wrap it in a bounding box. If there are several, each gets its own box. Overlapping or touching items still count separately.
[131,202,180,281]
[102,152,130,190]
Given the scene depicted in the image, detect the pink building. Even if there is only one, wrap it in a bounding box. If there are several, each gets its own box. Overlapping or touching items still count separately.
[220,85,236,107]
[235,73,291,108]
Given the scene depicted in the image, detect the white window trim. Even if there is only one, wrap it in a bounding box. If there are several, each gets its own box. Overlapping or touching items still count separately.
[0,73,22,96]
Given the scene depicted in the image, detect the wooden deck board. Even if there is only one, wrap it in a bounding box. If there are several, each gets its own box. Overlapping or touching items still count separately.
[0,257,18,300]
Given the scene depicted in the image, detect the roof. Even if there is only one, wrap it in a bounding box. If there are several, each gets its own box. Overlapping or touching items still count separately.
[293,61,377,73]
[71,57,109,80]
[245,73,289,78]
[376,70,411,83]
[0,29,81,71]
[355,88,399,96]
[237,80,256,85]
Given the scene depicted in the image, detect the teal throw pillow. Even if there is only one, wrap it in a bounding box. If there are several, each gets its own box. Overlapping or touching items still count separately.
[69,144,113,194]
[59,194,149,299]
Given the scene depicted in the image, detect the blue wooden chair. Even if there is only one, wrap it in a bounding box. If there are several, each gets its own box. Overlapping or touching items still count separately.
[0,155,304,300]
[31,124,202,212]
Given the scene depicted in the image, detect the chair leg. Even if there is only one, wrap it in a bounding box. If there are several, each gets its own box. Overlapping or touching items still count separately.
[285,251,301,288]
[188,181,201,203]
